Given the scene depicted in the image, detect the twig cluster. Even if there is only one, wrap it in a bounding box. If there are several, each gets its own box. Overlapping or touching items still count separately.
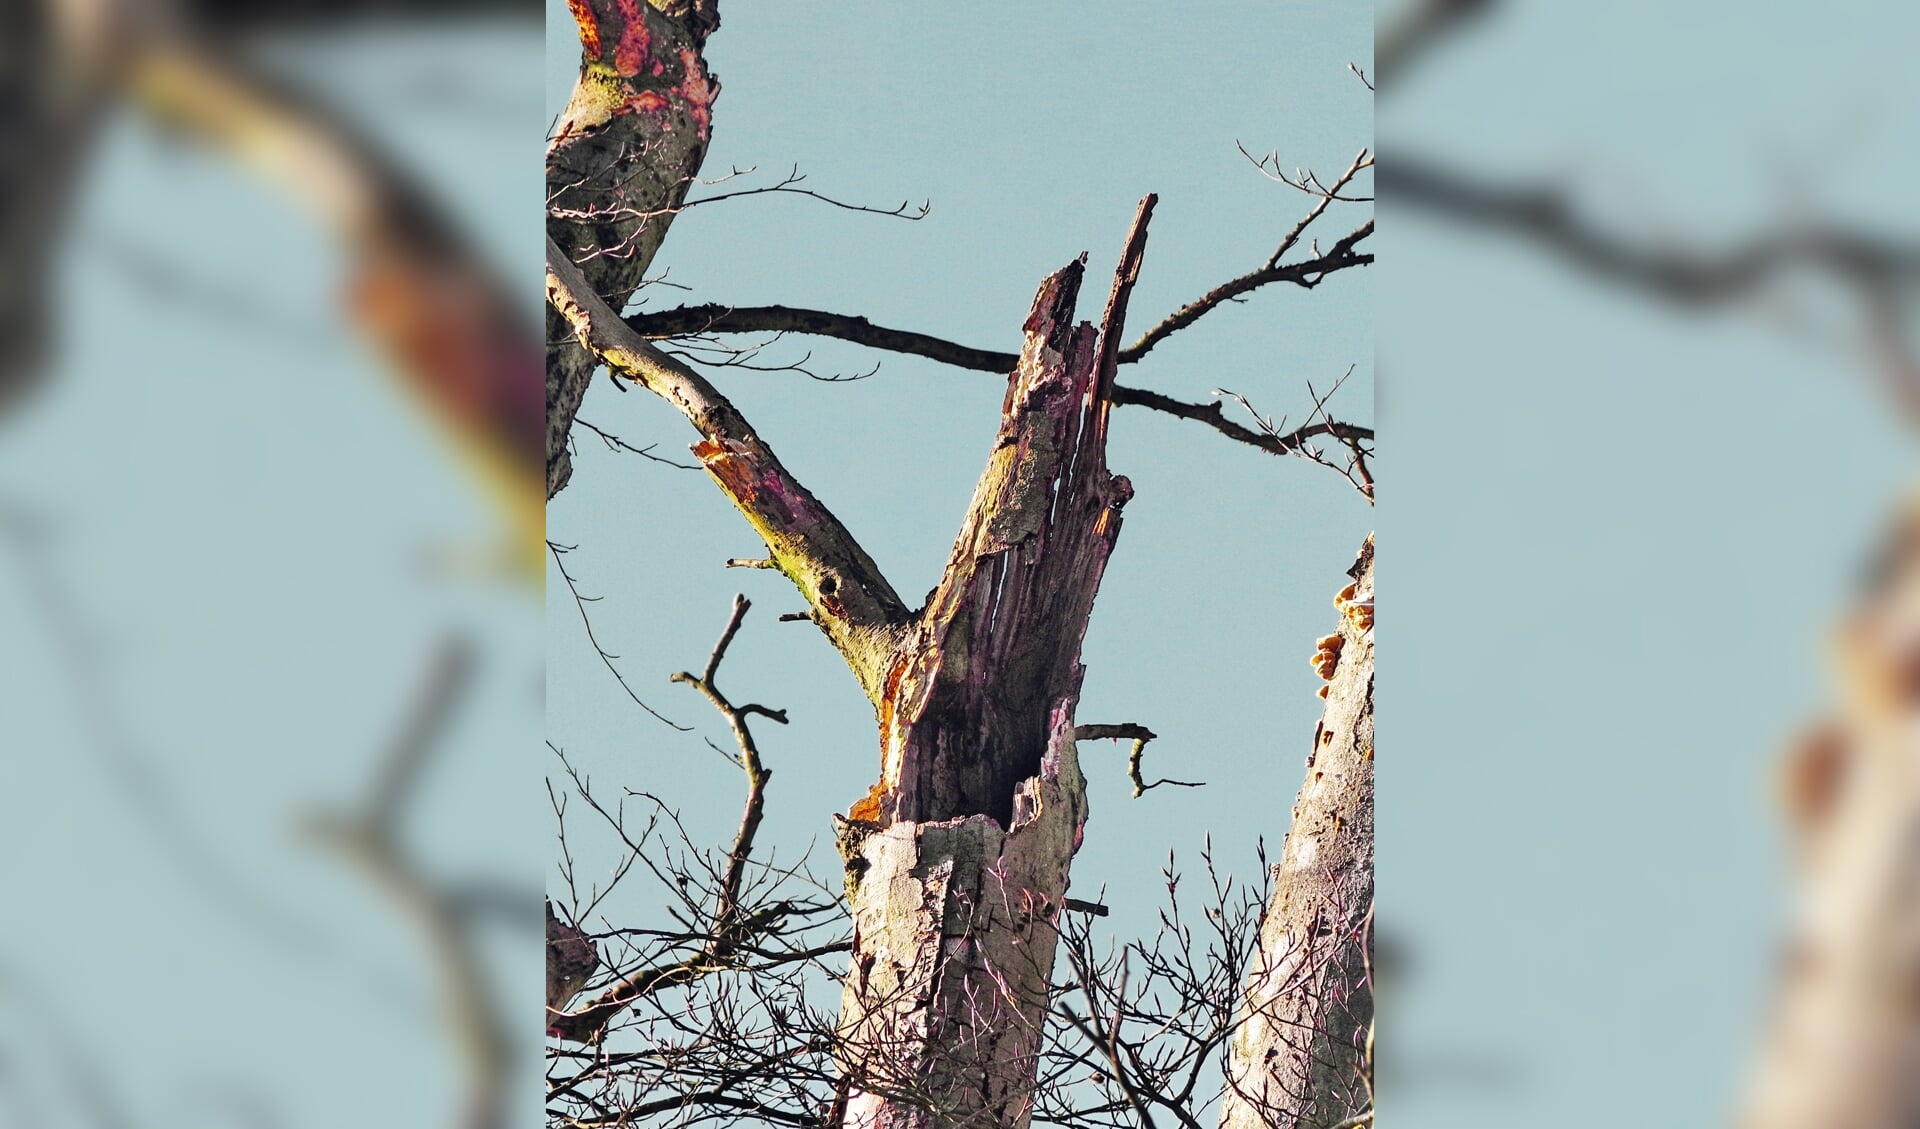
[1039,843,1374,1129]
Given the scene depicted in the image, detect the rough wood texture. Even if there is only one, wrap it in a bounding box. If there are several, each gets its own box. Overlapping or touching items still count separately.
[835,727,1088,1129]
[826,200,1154,1129]
[546,0,718,499]
[1738,498,1920,1129]
[1221,536,1374,1129]
[551,194,1157,1124]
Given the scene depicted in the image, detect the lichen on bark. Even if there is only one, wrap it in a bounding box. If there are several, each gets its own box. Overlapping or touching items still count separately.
[547,0,719,499]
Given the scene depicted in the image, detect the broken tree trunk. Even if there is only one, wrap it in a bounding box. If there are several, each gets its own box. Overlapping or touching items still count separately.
[546,0,719,499]
[547,196,1156,1127]
[1738,495,1920,1129]
[830,204,1150,1129]
[1220,536,1374,1129]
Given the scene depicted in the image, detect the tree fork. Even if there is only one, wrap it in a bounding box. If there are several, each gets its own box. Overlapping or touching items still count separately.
[550,195,1159,1123]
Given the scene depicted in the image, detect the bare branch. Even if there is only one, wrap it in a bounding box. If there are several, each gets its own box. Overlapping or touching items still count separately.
[680,165,929,221]
[547,541,690,730]
[1216,364,1374,502]
[1122,218,1374,364]
[547,236,913,700]
[628,304,1020,371]
[668,595,788,940]
[574,418,700,471]
[1073,724,1204,798]
[619,306,1374,463]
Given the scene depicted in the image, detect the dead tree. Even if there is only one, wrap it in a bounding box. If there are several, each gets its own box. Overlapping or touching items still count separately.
[545,3,1371,500]
[1220,538,1374,1129]
[550,189,1159,1126]
[547,7,1371,1124]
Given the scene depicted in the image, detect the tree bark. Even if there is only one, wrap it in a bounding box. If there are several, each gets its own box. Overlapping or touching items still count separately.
[1220,536,1374,1129]
[546,0,719,499]
[829,201,1152,1129]
[1738,498,1920,1129]
[550,193,1156,1126]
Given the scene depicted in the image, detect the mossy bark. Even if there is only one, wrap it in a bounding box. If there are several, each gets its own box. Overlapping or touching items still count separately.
[546,0,719,499]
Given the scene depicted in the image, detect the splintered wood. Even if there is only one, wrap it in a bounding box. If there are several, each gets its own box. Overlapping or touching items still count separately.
[833,199,1154,1129]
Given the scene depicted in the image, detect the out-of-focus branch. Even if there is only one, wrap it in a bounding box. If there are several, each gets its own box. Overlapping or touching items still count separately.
[21,0,545,577]
[0,500,324,955]
[1384,152,1920,423]
[132,38,544,572]
[0,2,108,415]
[1375,0,1495,88]
[187,0,540,31]
[1385,155,1920,306]
[302,635,527,1129]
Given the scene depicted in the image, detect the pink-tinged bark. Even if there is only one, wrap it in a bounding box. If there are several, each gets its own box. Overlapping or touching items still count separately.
[547,0,719,499]
[550,197,1159,1125]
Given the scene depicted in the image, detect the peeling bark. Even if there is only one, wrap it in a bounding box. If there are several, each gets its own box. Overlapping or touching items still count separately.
[1738,498,1920,1129]
[835,728,1087,1129]
[546,237,914,699]
[1221,536,1374,1129]
[829,200,1153,1129]
[546,0,719,499]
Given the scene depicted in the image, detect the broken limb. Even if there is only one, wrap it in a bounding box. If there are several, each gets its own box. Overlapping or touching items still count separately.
[1073,723,1205,798]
